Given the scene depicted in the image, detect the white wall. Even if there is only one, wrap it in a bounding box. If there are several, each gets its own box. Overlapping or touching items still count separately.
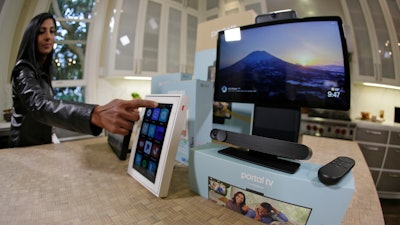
[0,0,24,113]
[351,84,400,123]
[96,78,151,105]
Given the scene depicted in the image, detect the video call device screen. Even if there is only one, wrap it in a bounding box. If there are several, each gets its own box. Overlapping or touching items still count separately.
[214,16,350,110]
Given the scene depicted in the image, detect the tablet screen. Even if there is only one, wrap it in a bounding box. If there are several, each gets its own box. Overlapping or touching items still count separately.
[132,103,173,183]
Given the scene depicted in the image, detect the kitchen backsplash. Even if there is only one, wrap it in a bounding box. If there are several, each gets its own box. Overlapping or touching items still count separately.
[351,84,400,123]
[96,78,151,105]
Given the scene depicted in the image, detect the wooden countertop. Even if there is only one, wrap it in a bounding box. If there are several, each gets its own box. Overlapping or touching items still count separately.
[0,135,384,225]
[303,135,385,225]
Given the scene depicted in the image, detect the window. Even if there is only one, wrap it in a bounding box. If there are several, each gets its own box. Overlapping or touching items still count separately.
[49,0,95,103]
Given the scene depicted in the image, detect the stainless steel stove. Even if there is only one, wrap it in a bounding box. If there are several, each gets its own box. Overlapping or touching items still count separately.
[300,110,356,141]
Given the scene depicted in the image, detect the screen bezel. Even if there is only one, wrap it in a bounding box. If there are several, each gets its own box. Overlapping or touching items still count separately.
[213,16,350,111]
[127,94,187,197]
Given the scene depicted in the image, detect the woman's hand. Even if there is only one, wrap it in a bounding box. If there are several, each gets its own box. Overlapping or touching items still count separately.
[91,99,158,135]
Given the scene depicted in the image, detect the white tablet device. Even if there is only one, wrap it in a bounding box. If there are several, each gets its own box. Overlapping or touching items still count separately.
[127,94,188,197]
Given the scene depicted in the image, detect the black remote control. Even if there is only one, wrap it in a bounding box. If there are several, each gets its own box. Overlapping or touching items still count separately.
[318,156,355,185]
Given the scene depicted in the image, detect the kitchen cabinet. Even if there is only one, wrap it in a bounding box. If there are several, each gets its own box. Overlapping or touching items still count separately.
[115,0,141,73]
[355,127,389,144]
[384,147,400,169]
[370,169,380,183]
[377,171,400,193]
[341,0,400,86]
[103,0,269,77]
[389,130,400,145]
[358,143,386,168]
[355,124,400,198]
[103,0,199,77]
[103,0,141,76]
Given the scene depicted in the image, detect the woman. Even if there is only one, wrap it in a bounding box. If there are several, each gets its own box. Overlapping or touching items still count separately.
[225,191,250,215]
[9,12,156,147]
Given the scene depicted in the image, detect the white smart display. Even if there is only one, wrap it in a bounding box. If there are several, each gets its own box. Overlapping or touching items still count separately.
[127,94,188,197]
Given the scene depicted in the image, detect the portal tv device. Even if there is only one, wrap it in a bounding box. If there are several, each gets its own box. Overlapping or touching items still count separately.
[127,94,188,197]
[213,16,349,172]
[214,16,350,135]
[210,129,312,174]
[107,130,132,160]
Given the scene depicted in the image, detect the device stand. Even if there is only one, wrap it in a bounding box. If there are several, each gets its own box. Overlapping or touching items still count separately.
[252,105,301,142]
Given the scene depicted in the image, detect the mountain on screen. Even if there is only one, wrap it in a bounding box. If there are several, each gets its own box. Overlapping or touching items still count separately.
[217,50,345,102]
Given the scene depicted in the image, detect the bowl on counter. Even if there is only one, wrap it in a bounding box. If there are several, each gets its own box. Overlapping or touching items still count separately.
[3,109,11,122]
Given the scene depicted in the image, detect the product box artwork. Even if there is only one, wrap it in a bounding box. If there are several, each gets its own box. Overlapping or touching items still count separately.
[189,143,354,225]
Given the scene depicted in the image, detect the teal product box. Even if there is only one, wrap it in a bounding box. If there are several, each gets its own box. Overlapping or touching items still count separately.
[152,79,213,165]
[193,49,215,81]
[189,143,354,225]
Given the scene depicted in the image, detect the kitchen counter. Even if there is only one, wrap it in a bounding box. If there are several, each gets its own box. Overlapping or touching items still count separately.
[0,121,11,129]
[354,118,400,130]
[0,121,10,149]
[0,121,10,133]
[0,136,384,224]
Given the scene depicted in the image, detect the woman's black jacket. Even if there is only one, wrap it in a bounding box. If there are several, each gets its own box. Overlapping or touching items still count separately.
[9,60,102,147]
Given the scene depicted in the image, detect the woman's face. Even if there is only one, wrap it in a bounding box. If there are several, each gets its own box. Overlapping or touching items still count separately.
[36,18,55,59]
[235,193,244,204]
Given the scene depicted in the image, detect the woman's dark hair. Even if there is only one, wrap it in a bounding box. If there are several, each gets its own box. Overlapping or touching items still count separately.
[232,191,247,213]
[260,202,272,212]
[15,12,56,77]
